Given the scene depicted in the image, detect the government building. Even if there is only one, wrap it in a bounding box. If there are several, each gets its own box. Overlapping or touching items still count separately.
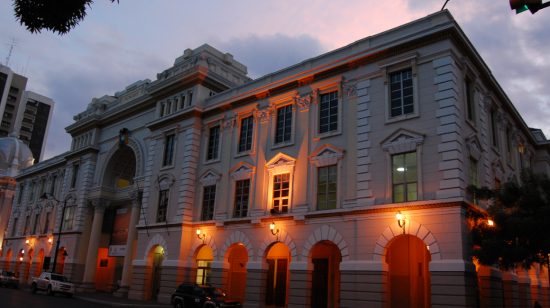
[1,10,549,308]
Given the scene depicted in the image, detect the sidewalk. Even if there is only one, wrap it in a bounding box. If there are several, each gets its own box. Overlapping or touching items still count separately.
[74,291,170,308]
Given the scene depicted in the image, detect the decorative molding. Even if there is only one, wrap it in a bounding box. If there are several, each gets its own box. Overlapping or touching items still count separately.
[91,198,109,213]
[199,169,222,187]
[154,174,175,191]
[257,109,271,124]
[466,135,482,161]
[98,137,142,187]
[296,95,311,112]
[129,189,143,209]
[223,119,234,133]
[344,83,358,98]
[309,144,345,167]
[266,153,297,175]
[381,128,424,154]
[229,161,256,181]
[492,158,505,180]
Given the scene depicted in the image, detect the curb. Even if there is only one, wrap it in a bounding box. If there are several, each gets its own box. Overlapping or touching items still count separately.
[74,296,169,308]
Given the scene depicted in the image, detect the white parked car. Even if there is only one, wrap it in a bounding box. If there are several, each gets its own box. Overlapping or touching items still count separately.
[30,272,74,298]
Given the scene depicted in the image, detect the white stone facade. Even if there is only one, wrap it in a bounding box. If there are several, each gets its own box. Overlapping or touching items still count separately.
[2,10,550,308]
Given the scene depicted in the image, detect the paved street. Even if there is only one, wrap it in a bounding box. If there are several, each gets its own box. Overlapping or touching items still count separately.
[0,286,169,308]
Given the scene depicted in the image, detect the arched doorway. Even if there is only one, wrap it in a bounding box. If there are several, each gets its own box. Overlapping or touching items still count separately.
[226,244,249,304]
[102,147,137,189]
[264,242,291,307]
[34,249,45,278]
[194,245,214,285]
[310,241,342,308]
[386,235,431,308]
[3,249,12,271]
[54,247,67,274]
[15,249,24,278]
[21,249,34,283]
[148,245,164,300]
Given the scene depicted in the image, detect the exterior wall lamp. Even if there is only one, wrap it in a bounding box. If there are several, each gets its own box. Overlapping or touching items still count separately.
[270,222,280,241]
[396,211,406,234]
[196,228,206,242]
[487,219,494,226]
[48,237,53,245]
[26,239,31,246]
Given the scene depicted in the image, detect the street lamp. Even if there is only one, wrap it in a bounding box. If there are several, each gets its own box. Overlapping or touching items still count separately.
[40,192,68,274]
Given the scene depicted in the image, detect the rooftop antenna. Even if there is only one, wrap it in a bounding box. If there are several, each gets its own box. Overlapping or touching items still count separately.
[23,57,30,76]
[441,0,450,11]
[4,38,19,67]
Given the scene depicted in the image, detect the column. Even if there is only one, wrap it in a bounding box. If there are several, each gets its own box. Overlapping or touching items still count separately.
[77,198,108,292]
[244,262,268,308]
[517,268,532,308]
[478,266,504,307]
[339,261,388,308]
[502,270,519,308]
[288,262,313,308]
[430,260,478,307]
[72,203,94,285]
[115,191,142,298]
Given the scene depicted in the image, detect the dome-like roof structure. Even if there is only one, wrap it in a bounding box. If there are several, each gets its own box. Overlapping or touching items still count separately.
[0,133,34,177]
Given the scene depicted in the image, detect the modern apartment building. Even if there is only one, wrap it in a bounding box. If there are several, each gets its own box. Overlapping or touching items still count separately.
[1,10,549,308]
[0,64,55,162]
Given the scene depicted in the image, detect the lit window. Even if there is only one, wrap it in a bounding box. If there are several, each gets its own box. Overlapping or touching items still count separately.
[317,165,337,210]
[157,189,169,223]
[196,260,212,285]
[163,134,176,167]
[207,126,220,161]
[63,206,76,231]
[201,185,216,221]
[71,165,79,188]
[233,179,250,218]
[390,69,414,117]
[238,116,254,153]
[392,153,417,203]
[319,92,338,134]
[273,173,290,213]
[275,105,293,144]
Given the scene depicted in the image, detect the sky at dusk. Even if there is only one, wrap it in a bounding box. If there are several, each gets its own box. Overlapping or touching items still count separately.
[0,0,549,160]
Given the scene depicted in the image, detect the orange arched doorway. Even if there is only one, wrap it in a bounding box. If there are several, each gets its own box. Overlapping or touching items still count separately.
[194,245,214,285]
[3,249,12,271]
[54,247,67,274]
[34,249,45,278]
[226,244,249,304]
[386,235,432,308]
[264,242,291,307]
[310,241,342,308]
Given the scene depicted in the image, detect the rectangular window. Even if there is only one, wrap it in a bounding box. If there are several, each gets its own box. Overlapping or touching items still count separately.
[470,158,478,187]
[1,121,11,127]
[207,126,220,161]
[43,212,51,234]
[519,143,524,169]
[50,175,57,196]
[180,95,186,109]
[390,69,414,117]
[465,78,475,122]
[157,189,169,223]
[11,218,18,236]
[319,92,338,134]
[233,179,250,218]
[23,216,31,234]
[317,165,337,210]
[196,260,212,285]
[63,206,76,231]
[40,178,46,196]
[188,92,193,107]
[490,110,498,148]
[29,182,36,201]
[392,152,418,203]
[238,116,254,153]
[201,185,216,221]
[71,165,79,188]
[159,104,165,117]
[275,105,293,143]
[32,213,40,235]
[17,185,24,204]
[166,101,172,116]
[163,134,176,166]
[506,128,513,164]
[273,173,290,213]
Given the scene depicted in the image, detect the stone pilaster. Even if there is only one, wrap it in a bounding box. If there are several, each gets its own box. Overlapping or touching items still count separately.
[288,262,312,308]
[244,262,268,308]
[477,266,504,307]
[355,79,375,206]
[430,260,478,307]
[502,271,519,308]
[340,261,387,308]
[517,269,532,308]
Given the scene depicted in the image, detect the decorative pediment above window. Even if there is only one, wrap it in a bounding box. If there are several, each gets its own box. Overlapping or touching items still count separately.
[309,144,344,167]
[155,174,175,191]
[33,204,42,214]
[230,161,256,181]
[199,169,222,187]
[44,203,54,213]
[466,134,482,161]
[12,209,20,218]
[381,128,424,154]
[25,206,32,216]
[266,153,297,175]
[507,174,518,184]
[492,158,505,180]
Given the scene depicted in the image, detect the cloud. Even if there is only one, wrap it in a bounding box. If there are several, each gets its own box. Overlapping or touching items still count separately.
[211,33,328,79]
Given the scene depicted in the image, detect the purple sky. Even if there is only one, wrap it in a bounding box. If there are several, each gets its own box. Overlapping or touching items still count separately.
[0,1,549,160]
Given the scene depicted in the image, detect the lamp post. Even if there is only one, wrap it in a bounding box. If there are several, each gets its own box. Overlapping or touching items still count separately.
[40,192,68,274]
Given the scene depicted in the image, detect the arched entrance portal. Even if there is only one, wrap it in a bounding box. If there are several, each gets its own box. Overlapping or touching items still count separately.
[226,244,249,304]
[194,245,214,285]
[15,250,24,278]
[310,241,342,308]
[265,242,291,307]
[55,247,67,274]
[21,249,34,283]
[102,147,137,189]
[3,249,12,271]
[34,249,45,277]
[386,235,431,308]
[149,245,164,300]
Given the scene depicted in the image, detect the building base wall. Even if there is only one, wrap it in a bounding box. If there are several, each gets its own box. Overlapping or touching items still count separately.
[340,269,387,308]
[128,265,152,301]
[517,283,532,308]
[243,267,267,308]
[287,263,312,308]
[431,271,478,308]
